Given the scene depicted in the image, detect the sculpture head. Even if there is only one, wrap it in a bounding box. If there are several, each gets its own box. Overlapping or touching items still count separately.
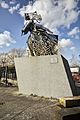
[24,11,42,23]
[24,13,30,20]
[21,11,42,35]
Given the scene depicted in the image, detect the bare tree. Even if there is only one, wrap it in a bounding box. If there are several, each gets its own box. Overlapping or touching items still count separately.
[70,54,79,67]
[9,48,26,57]
[0,48,26,67]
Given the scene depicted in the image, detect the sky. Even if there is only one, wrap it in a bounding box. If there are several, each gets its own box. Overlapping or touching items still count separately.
[0,0,80,62]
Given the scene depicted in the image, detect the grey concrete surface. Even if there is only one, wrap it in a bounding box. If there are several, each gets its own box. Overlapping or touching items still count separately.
[15,53,72,98]
[0,87,80,120]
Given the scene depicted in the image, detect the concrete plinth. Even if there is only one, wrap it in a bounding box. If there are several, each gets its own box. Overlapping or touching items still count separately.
[15,53,73,98]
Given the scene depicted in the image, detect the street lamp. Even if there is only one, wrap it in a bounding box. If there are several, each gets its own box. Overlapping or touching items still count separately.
[1,54,8,86]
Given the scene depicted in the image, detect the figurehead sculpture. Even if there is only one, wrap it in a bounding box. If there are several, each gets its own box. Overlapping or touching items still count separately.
[22,11,58,56]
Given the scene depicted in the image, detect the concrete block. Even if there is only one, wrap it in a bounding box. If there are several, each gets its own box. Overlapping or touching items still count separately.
[59,96,80,108]
[15,53,73,98]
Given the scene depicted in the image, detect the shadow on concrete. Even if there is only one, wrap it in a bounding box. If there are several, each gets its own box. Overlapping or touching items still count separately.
[61,55,80,96]
[63,113,80,120]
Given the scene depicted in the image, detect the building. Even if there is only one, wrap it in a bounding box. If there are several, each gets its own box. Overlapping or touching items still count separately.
[70,66,80,81]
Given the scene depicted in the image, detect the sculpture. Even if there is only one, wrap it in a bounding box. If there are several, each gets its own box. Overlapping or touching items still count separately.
[22,11,58,56]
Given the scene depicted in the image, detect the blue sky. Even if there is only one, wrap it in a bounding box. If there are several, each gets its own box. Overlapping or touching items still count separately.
[0,0,80,62]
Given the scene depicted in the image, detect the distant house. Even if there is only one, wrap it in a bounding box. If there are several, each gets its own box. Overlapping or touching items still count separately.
[70,66,80,74]
[70,66,80,82]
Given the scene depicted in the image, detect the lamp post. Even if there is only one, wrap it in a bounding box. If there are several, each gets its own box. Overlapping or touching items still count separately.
[2,59,5,78]
[1,54,8,86]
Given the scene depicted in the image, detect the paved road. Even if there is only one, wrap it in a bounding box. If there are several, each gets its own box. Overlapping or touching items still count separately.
[0,87,80,120]
[0,87,60,120]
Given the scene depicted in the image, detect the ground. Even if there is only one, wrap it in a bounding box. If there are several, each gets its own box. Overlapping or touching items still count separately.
[0,87,80,120]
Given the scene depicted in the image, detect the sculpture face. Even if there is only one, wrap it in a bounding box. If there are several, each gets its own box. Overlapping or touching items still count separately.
[22,11,58,56]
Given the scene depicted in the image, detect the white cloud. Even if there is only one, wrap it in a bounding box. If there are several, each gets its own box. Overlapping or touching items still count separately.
[68,27,80,39]
[59,38,73,48]
[0,31,16,47]
[19,6,26,17]
[70,46,77,54]
[10,0,16,5]
[70,46,76,51]
[19,0,80,32]
[0,1,9,9]
[68,27,80,36]
[50,28,60,35]
[75,35,80,39]
[58,38,75,59]
[9,3,20,14]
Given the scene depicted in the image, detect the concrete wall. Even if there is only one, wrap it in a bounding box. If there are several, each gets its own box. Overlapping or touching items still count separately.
[15,53,72,98]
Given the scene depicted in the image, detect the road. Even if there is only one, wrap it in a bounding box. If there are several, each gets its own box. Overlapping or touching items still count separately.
[0,87,80,120]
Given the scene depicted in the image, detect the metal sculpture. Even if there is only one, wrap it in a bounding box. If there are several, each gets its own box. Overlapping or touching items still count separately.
[22,11,58,56]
